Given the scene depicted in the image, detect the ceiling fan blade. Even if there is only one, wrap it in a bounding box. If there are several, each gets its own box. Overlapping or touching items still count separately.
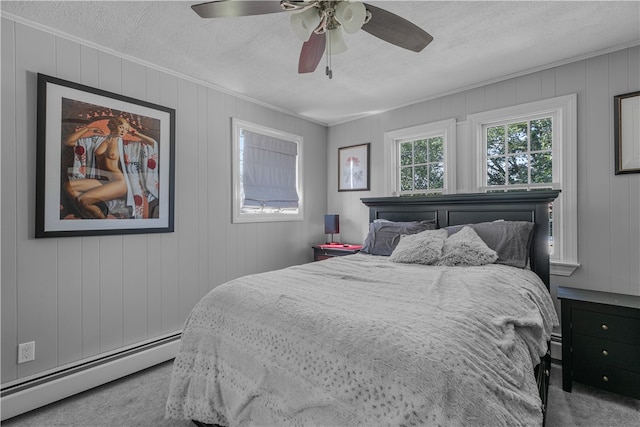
[362,3,433,52]
[298,32,326,74]
[192,1,285,18]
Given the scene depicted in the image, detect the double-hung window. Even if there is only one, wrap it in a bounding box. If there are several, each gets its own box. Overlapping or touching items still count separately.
[232,118,303,223]
[468,94,578,275]
[384,118,457,196]
[484,117,554,190]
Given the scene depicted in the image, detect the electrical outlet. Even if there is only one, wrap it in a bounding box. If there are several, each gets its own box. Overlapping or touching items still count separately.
[18,341,35,364]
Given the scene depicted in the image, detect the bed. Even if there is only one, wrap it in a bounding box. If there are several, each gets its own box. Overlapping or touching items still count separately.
[166,191,560,426]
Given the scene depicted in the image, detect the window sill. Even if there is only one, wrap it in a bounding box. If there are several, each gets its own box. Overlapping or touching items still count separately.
[551,260,580,276]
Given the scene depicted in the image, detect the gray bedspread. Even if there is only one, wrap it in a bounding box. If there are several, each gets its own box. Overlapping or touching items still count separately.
[166,254,558,426]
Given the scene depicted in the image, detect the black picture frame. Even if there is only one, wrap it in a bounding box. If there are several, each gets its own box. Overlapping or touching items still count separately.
[614,90,640,175]
[338,143,370,191]
[36,73,175,237]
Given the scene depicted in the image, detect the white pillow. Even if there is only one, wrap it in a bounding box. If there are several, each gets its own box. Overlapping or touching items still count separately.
[389,229,448,265]
[437,226,498,267]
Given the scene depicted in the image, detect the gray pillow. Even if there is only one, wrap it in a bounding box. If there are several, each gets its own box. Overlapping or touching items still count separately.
[389,229,448,265]
[361,220,437,256]
[437,226,498,267]
[445,220,534,268]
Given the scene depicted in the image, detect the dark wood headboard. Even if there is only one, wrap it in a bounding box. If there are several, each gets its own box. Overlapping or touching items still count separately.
[361,191,560,288]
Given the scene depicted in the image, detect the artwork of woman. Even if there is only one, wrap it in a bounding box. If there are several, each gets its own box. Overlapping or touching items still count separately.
[62,116,160,219]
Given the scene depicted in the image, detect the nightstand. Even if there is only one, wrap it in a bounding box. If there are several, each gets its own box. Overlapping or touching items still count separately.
[312,244,362,261]
[558,286,640,399]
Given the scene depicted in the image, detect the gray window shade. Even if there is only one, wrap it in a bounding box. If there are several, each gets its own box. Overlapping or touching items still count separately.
[242,129,299,209]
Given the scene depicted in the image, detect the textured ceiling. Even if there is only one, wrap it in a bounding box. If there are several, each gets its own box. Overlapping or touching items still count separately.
[3,1,640,125]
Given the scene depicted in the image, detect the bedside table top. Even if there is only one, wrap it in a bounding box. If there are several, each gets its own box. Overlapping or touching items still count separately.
[313,244,363,250]
[557,286,640,310]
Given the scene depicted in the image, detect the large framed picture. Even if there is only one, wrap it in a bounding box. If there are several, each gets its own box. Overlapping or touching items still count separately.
[338,143,370,191]
[614,91,640,175]
[36,73,175,238]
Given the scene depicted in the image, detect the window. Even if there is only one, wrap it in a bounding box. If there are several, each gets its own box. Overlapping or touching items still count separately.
[468,94,578,275]
[232,118,303,223]
[484,117,553,189]
[384,119,456,196]
[399,136,445,194]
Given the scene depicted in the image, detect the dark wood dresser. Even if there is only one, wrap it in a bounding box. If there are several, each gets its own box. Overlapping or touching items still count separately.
[312,244,362,261]
[558,286,640,399]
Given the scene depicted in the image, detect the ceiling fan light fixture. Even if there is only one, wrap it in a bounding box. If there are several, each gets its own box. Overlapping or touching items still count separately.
[335,1,366,34]
[328,28,348,55]
[290,6,321,41]
[190,0,433,77]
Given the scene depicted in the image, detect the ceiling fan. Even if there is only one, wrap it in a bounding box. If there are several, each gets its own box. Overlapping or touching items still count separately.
[192,0,433,78]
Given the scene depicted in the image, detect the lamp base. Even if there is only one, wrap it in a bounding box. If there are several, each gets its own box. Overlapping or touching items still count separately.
[325,232,340,246]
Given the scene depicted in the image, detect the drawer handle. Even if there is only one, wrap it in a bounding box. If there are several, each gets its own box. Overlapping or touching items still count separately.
[602,349,609,356]
[602,375,609,382]
[601,324,609,331]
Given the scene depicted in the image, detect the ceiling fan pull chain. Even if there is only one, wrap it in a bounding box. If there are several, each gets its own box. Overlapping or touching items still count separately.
[325,27,333,79]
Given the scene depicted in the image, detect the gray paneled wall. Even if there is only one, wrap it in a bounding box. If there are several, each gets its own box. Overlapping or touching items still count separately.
[1,17,328,384]
[328,46,640,302]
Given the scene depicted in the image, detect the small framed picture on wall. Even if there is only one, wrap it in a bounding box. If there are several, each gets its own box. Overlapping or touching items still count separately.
[614,91,640,174]
[338,143,370,191]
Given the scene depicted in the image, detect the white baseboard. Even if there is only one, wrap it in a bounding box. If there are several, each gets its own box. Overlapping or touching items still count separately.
[0,335,181,421]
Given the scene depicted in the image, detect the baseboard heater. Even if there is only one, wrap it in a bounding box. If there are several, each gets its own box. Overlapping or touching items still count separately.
[0,332,181,421]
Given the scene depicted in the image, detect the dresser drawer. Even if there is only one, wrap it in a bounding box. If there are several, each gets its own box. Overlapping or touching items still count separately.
[573,359,640,399]
[572,334,640,372]
[572,309,640,344]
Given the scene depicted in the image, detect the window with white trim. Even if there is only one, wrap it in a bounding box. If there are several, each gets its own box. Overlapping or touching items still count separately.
[384,119,457,196]
[468,94,579,275]
[232,118,303,223]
